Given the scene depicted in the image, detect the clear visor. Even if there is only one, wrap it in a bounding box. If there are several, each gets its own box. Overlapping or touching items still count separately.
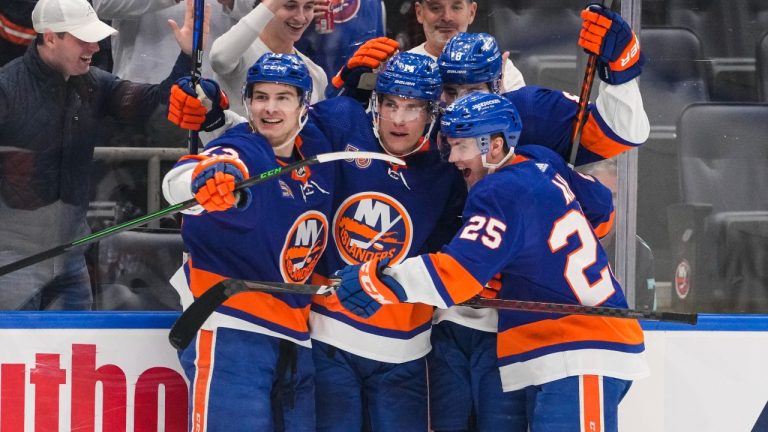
[438,135,486,162]
[442,83,493,105]
[376,97,433,123]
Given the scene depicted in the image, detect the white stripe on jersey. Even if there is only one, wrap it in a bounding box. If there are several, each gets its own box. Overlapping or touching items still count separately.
[499,348,649,392]
[386,256,451,309]
[309,311,432,363]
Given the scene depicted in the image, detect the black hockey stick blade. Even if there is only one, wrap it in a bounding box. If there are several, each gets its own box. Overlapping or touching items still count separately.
[569,0,614,166]
[168,279,337,350]
[462,297,698,325]
[0,151,404,278]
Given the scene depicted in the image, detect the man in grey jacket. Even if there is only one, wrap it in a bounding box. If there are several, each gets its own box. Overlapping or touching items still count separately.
[0,0,201,310]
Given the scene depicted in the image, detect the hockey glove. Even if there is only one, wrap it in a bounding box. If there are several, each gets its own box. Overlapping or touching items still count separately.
[168,76,229,131]
[326,37,400,101]
[188,155,249,212]
[479,272,503,299]
[333,257,407,318]
[579,4,644,84]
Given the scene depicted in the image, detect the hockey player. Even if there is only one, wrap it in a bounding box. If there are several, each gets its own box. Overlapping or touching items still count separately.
[162,53,334,431]
[332,92,649,432]
[428,25,647,430]
[308,51,467,431]
[170,49,463,430]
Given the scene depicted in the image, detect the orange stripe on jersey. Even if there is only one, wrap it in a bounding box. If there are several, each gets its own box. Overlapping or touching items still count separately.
[497,315,644,358]
[581,375,603,432]
[593,210,615,238]
[428,253,484,304]
[580,116,635,159]
[189,263,310,334]
[192,329,214,432]
[510,154,530,165]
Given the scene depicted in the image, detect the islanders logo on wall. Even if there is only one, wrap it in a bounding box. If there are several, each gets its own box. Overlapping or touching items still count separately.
[334,192,413,265]
[331,0,360,23]
[280,210,329,283]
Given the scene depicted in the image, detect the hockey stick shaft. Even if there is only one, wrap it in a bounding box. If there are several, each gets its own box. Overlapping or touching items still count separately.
[0,151,403,277]
[233,280,697,325]
[569,0,614,166]
[462,297,698,325]
[187,0,205,155]
[168,277,697,350]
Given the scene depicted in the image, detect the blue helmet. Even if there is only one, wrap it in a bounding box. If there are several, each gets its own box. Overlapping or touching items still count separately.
[244,53,313,103]
[441,92,522,150]
[375,52,442,101]
[438,32,503,92]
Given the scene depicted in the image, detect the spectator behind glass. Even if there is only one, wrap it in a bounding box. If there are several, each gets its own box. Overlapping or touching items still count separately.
[0,0,202,310]
[295,0,385,82]
[579,159,657,310]
[88,1,236,217]
[210,0,328,116]
[0,1,37,67]
[410,0,525,92]
[92,0,239,83]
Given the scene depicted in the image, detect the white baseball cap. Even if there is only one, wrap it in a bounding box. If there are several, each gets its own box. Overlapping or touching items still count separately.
[32,0,117,43]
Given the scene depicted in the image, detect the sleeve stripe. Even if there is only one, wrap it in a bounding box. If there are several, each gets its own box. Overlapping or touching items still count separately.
[422,255,457,308]
[388,256,450,309]
[580,114,636,160]
[426,253,484,305]
[593,210,615,238]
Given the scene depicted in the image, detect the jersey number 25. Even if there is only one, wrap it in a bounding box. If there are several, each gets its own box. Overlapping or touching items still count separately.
[459,215,507,249]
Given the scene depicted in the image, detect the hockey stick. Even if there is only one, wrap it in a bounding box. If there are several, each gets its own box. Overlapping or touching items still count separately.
[0,151,404,278]
[568,0,614,166]
[169,279,337,350]
[462,297,697,325]
[168,278,697,350]
[188,0,205,155]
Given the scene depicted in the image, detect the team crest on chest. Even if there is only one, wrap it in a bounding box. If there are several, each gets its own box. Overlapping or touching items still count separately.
[333,192,413,265]
[280,211,329,283]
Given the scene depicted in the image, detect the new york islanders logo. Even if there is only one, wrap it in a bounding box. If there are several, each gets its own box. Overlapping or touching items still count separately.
[331,0,360,23]
[280,211,329,283]
[334,192,413,265]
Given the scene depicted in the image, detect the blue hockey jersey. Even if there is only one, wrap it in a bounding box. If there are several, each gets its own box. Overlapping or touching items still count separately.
[509,84,646,164]
[307,96,466,363]
[434,83,648,331]
[385,145,649,390]
[173,122,335,347]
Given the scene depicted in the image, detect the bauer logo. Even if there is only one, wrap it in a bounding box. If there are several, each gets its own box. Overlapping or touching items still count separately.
[333,192,413,265]
[280,211,329,283]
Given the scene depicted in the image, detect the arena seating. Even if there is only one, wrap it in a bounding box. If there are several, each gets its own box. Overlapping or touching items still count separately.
[668,103,768,312]
[636,27,709,278]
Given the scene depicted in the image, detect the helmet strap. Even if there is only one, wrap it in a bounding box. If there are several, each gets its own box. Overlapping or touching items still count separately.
[480,135,515,173]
